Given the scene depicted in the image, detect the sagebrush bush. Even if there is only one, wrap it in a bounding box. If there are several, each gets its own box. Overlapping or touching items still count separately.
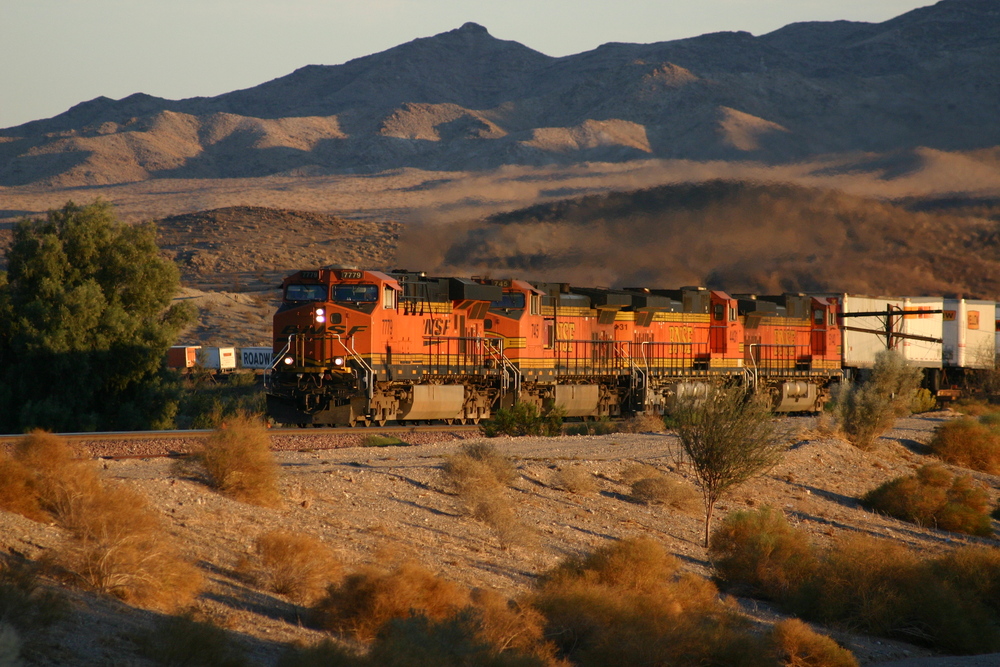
[709,507,817,601]
[629,475,700,511]
[862,464,992,536]
[441,443,529,547]
[909,388,937,414]
[929,418,1000,475]
[480,403,562,437]
[0,456,48,522]
[135,613,248,667]
[10,432,203,611]
[199,413,280,506]
[469,588,552,661]
[553,465,597,494]
[619,462,663,485]
[311,561,470,641]
[619,414,666,433]
[767,619,858,667]
[835,351,922,450]
[443,443,516,488]
[533,538,770,666]
[250,530,342,605]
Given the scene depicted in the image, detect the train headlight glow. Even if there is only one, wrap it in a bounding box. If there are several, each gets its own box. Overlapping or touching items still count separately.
[315,314,326,323]
[315,308,325,316]
[283,356,294,365]
[333,356,346,367]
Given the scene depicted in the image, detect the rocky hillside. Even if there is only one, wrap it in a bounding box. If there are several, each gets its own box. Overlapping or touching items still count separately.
[1,0,998,186]
[410,180,1000,299]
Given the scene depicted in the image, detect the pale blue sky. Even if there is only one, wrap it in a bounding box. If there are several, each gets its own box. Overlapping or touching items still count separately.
[1,0,933,129]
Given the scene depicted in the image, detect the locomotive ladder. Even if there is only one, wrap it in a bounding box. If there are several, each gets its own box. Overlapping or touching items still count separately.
[487,339,521,402]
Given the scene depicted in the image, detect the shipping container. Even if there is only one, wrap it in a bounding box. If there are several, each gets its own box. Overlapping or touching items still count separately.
[900,297,943,368]
[943,299,996,369]
[239,347,274,370]
[166,345,201,369]
[199,347,237,371]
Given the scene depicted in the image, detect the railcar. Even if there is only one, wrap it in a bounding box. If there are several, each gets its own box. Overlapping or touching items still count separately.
[264,269,840,426]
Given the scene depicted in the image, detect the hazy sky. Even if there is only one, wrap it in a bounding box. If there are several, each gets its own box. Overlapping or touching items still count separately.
[1,0,934,129]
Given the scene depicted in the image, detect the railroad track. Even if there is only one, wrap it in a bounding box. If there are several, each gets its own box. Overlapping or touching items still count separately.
[0,424,482,459]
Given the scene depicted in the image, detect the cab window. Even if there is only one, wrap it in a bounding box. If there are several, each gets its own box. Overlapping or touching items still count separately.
[285,284,327,301]
[332,284,379,303]
[382,286,398,310]
[492,292,526,310]
[713,304,724,321]
[814,309,824,325]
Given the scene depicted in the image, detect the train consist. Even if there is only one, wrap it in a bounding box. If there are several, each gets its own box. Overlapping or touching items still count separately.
[263,269,997,427]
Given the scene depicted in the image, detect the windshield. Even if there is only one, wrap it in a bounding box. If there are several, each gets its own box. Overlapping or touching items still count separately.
[285,284,327,301]
[491,292,526,309]
[332,284,379,303]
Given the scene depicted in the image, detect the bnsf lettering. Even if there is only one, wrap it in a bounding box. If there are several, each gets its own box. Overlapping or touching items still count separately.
[556,322,575,339]
[668,326,693,343]
[424,319,451,336]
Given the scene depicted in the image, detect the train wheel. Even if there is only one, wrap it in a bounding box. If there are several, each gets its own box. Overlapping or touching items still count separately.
[297,423,307,428]
[376,419,387,427]
[444,419,454,425]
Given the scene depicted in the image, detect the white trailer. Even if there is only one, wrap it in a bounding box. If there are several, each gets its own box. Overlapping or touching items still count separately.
[199,347,237,371]
[943,299,996,370]
[823,294,942,369]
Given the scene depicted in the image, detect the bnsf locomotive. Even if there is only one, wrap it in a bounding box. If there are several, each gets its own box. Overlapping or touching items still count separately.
[265,269,860,426]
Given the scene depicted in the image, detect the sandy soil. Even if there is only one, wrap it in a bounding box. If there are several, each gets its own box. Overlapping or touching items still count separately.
[2,412,999,666]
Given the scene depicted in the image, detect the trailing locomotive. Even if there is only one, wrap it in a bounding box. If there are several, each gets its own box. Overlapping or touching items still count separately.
[265,269,849,426]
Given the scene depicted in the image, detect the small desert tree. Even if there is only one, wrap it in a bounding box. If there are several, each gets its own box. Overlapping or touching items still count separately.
[674,385,785,547]
[836,350,922,450]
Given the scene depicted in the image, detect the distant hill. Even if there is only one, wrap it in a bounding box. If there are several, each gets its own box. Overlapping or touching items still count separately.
[406,180,1000,299]
[1,0,999,187]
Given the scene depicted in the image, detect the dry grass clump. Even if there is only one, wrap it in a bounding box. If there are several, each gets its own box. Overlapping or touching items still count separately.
[619,462,663,485]
[4,432,203,611]
[711,513,1000,654]
[246,530,343,605]
[532,537,784,666]
[619,414,666,433]
[135,613,248,667]
[862,464,992,536]
[553,465,597,494]
[311,560,470,641]
[928,418,1000,474]
[767,619,858,667]
[198,412,281,507]
[441,443,530,548]
[835,351,922,450]
[0,456,48,522]
[709,507,817,600]
[629,475,701,511]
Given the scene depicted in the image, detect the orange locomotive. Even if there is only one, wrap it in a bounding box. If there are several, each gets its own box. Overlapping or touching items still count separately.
[266,269,840,426]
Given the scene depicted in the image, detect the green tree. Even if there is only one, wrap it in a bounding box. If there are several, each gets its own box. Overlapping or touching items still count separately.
[674,385,786,547]
[0,200,193,432]
[836,350,922,450]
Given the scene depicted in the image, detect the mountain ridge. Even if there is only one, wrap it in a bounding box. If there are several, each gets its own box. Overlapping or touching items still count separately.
[2,0,998,187]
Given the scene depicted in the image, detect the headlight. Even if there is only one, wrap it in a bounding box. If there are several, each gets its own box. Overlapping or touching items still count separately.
[333,356,346,367]
[315,314,326,323]
[283,356,294,365]
[315,308,325,316]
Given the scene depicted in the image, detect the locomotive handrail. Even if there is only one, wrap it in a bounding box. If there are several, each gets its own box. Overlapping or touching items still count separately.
[340,333,375,399]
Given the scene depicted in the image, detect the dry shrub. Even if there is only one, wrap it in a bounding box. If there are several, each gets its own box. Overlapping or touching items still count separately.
[442,443,528,548]
[199,413,280,507]
[768,619,858,667]
[0,456,48,522]
[59,482,204,611]
[9,432,203,612]
[533,538,766,666]
[135,613,248,667]
[470,588,553,661]
[709,507,817,601]
[862,464,993,536]
[629,475,700,511]
[791,535,921,637]
[553,466,596,494]
[250,530,342,605]
[311,560,470,641]
[619,462,663,485]
[619,414,666,433]
[835,351,922,450]
[0,558,68,634]
[929,418,1000,475]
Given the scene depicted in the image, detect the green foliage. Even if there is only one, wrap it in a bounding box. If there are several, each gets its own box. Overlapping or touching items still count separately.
[176,372,265,429]
[0,200,194,432]
[564,417,617,436]
[909,388,937,414]
[480,403,562,437]
[674,385,785,547]
[361,435,405,447]
[862,464,993,536]
[835,351,922,450]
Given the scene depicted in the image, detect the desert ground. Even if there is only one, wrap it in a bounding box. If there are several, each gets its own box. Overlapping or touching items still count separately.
[2,412,1000,666]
